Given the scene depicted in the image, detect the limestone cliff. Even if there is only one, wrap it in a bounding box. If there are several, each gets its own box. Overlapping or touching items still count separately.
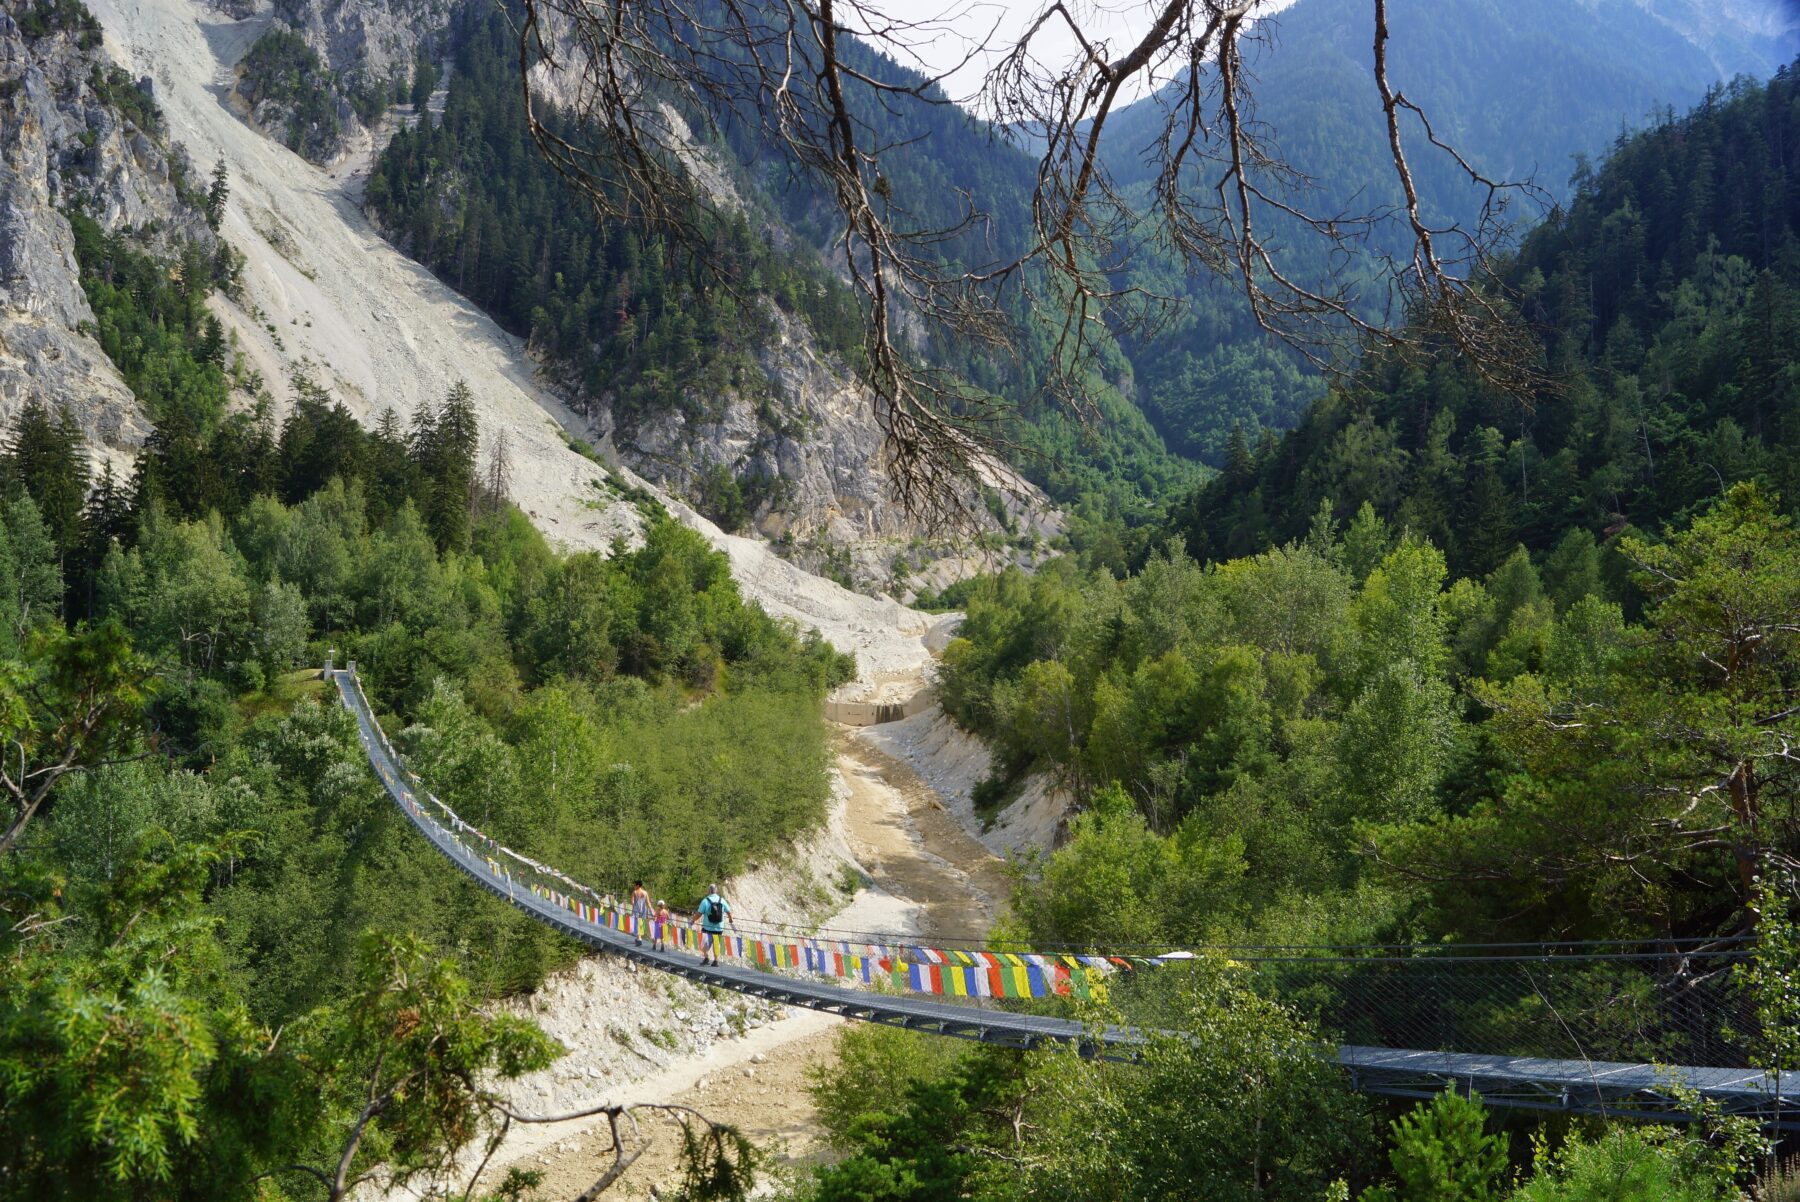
[230,0,454,165]
[0,3,212,456]
[575,308,1059,597]
[271,0,452,83]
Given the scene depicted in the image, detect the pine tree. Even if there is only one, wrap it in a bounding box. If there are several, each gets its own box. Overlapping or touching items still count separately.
[5,495,64,630]
[278,376,368,503]
[204,159,229,231]
[481,427,513,514]
[410,47,437,110]
[368,407,417,526]
[2,399,89,559]
[0,520,18,656]
[1222,422,1254,490]
[130,406,209,520]
[415,382,480,552]
[74,462,131,621]
[196,316,226,366]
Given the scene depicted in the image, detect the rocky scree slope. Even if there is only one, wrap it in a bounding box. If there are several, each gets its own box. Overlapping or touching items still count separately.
[71,0,950,693]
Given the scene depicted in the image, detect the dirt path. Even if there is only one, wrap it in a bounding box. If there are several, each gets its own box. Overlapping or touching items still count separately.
[509,732,1009,1200]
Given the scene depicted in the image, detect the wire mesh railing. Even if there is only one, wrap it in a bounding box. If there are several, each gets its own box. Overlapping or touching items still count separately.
[1230,947,1760,1069]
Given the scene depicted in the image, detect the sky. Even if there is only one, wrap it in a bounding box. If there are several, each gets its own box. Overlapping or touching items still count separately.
[844,0,1296,116]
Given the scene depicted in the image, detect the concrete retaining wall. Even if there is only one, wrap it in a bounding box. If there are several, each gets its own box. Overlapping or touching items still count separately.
[825,686,935,727]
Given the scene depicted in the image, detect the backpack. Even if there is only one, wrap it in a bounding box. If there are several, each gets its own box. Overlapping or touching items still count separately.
[702,896,724,924]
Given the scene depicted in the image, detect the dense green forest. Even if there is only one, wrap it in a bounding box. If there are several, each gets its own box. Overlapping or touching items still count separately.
[0,397,848,1192]
[69,213,241,434]
[1101,0,1788,466]
[936,51,1800,965]
[774,492,1800,1200]
[941,488,1795,948]
[780,985,1771,1201]
[13,1,1800,1197]
[363,7,865,428]
[1,83,852,1187]
[769,54,1800,1202]
[1172,64,1800,577]
[354,0,1791,534]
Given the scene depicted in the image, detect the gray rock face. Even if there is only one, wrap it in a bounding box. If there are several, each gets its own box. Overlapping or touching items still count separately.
[620,313,908,543]
[0,14,208,452]
[268,1,1051,590]
[203,0,262,19]
[273,0,454,82]
[590,310,1058,595]
[235,0,455,164]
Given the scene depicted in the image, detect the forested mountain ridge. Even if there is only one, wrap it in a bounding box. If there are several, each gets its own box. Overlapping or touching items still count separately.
[13,0,1800,1196]
[921,55,1800,999]
[783,47,1800,1162]
[20,0,1784,546]
[1104,0,1800,466]
[358,6,1080,593]
[1171,60,1800,581]
[346,0,1796,578]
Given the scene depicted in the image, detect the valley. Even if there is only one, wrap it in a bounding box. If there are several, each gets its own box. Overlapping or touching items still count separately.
[8,0,1800,1198]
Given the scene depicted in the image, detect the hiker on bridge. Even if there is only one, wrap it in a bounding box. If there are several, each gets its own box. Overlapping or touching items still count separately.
[630,880,651,947]
[693,884,733,967]
[653,898,672,952]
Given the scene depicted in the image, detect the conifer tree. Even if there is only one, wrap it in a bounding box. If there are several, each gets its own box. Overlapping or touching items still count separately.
[204,158,228,230]
[411,382,479,552]
[409,47,437,110]
[367,407,417,526]
[0,521,18,656]
[5,496,63,631]
[74,462,131,620]
[481,427,513,513]
[278,375,368,503]
[2,399,88,559]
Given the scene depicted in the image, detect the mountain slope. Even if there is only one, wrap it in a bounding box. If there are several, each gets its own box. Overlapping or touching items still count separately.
[1105,0,1800,465]
[1170,59,1800,577]
[358,3,1189,548]
[81,0,944,686]
[319,0,1799,525]
[0,0,192,457]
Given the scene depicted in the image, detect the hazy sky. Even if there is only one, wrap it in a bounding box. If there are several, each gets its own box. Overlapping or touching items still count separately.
[852,0,1295,114]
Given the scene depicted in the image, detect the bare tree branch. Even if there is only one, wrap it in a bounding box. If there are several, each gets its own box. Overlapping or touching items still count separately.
[511,0,1553,517]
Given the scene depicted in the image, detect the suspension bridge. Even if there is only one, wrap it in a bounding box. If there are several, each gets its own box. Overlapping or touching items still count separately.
[327,663,1799,1129]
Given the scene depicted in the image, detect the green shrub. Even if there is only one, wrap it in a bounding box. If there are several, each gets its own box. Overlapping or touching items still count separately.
[1360,1089,1507,1202]
[1505,1128,1732,1202]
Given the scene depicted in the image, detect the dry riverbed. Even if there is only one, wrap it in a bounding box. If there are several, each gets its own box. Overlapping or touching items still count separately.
[503,726,1011,1199]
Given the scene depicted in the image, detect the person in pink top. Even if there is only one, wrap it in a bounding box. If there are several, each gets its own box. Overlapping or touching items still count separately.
[653,899,672,952]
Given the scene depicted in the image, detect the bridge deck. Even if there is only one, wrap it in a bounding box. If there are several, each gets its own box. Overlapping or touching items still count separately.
[330,668,1800,1127]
